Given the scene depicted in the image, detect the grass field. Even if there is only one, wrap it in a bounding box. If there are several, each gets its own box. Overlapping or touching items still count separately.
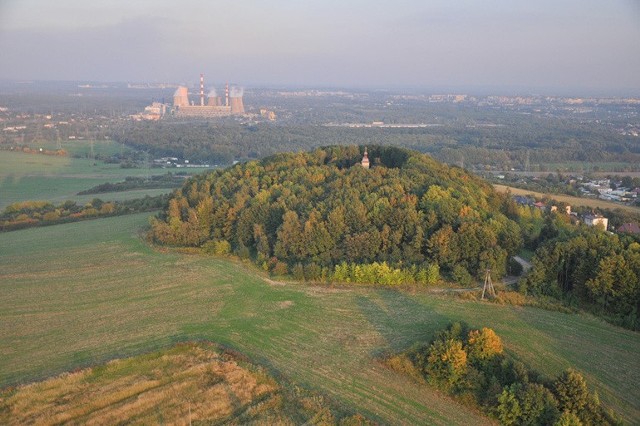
[1,214,639,424]
[0,343,284,424]
[0,147,210,210]
[494,184,640,215]
[0,341,370,425]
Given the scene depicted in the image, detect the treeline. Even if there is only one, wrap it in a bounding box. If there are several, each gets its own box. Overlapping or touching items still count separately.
[0,196,168,231]
[389,323,621,425]
[1,145,67,157]
[77,173,186,195]
[150,146,523,283]
[520,220,640,330]
[114,116,640,170]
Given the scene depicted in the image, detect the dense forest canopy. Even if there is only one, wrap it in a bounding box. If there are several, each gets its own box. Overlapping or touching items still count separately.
[151,146,523,281]
[520,220,640,329]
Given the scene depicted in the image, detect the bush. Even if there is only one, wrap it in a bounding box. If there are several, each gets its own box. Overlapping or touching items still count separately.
[425,338,468,389]
[452,264,474,287]
[202,240,231,255]
[304,263,322,281]
[292,263,305,281]
[494,291,527,306]
[272,261,288,276]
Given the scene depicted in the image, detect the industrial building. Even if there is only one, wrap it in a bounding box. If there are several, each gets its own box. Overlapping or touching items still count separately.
[173,74,245,118]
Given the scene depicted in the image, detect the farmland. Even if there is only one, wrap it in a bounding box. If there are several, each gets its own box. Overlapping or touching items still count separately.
[0,341,369,425]
[0,143,209,210]
[1,214,639,424]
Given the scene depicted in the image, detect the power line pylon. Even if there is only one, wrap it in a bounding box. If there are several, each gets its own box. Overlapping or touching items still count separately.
[481,268,496,300]
[56,129,62,150]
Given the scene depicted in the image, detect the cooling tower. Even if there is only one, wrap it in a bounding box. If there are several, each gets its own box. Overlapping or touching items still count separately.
[230,96,244,114]
[173,86,189,107]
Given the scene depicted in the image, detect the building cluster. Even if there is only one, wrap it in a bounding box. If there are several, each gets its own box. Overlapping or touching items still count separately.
[131,74,246,121]
[510,195,640,235]
[513,195,613,230]
[173,74,244,118]
[580,179,639,203]
[130,102,167,121]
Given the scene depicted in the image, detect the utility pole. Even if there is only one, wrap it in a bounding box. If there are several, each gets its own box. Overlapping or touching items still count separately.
[481,268,496,300]
[56,129,62,150]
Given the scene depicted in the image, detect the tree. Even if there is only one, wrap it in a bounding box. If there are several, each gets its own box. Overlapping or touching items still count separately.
[466,327,503,366]
[426,338,468,389]
[274,210,303,260]
[497,384,523,425]
[554,369,589,416]
[554,411,582,426]
[427,225,458,268]
[519,383,560,426]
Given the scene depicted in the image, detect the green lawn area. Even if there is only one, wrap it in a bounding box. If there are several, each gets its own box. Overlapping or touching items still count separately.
[0,148,209,210]
[1,214,639,424]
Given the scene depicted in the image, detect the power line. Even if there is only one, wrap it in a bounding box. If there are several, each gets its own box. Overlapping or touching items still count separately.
[481,268,496,300]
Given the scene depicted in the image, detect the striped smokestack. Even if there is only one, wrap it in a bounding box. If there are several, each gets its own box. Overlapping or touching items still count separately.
[200,73,204,106]
[225,82,229,107]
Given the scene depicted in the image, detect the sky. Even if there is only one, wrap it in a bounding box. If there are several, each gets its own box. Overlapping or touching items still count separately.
[0,0,639,94]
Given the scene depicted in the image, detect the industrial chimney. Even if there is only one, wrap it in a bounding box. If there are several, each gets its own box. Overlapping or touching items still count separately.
[225,82,229,107]
[200,74,205,106]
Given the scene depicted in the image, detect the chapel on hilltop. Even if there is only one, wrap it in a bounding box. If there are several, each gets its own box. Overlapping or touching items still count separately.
[361,147,370,169]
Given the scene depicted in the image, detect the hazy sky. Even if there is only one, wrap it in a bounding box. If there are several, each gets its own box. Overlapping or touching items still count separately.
[1,0,639,93]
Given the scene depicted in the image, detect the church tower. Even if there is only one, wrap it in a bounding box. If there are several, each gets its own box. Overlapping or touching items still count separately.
[361,147,370,169]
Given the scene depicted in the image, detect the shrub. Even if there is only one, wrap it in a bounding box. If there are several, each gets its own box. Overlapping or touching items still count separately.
[202,240,231,255]
[292,263,305,281]
[425,338,468,389]
[495,291,527,306]
[304,263,322,281]
[466,327,503,366]
[452,264,474,287]
[272,261,288,276]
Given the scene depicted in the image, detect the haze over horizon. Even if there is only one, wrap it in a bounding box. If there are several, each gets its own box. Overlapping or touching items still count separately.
[1,0,639,95]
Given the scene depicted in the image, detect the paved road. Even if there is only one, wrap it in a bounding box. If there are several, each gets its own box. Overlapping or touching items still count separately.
[513,256,533,273]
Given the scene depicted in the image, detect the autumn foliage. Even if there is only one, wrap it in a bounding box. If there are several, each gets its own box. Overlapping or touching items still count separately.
[151,146,523,282]
[404,323,621,426]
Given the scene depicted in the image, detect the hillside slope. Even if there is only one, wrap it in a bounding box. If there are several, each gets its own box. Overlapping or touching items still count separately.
[1,215,638,423]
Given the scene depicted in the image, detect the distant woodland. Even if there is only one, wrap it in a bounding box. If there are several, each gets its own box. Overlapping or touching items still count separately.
[115,117,640,171]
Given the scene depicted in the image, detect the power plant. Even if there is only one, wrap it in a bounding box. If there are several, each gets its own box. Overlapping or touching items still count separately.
[173,74,245,118]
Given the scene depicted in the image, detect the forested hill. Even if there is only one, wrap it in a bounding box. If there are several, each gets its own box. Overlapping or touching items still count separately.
[151,146,522,281]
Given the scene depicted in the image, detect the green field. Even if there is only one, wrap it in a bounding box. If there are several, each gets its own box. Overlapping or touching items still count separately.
[0,146,210,210]
[1,214,638,424]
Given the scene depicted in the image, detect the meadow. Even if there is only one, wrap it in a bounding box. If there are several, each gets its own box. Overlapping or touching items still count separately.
[1,340,371,425]
[0,343,282,424]
[0,142,209,210]
[1,214,638,424]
